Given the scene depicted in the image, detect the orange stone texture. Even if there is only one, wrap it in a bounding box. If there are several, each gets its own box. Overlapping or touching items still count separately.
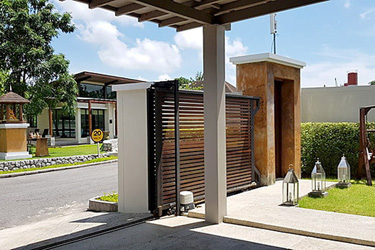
[236,62,301,185]
[0,128,28,153]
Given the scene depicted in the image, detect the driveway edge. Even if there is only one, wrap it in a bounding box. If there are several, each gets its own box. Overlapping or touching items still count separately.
[0,159,118,179]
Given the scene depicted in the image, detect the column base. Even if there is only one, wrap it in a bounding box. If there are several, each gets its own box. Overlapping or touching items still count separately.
[0,152,32,160]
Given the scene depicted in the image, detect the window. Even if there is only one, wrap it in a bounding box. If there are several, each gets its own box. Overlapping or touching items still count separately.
[105,85,116,99]
[79,83,105,99]
[81,109,105,138]
[53,110,75,138]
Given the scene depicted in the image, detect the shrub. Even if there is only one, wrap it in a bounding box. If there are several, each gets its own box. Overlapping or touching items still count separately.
[301,122,375,177]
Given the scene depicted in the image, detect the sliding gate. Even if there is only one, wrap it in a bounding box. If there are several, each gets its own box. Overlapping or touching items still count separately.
[148,81,260,215]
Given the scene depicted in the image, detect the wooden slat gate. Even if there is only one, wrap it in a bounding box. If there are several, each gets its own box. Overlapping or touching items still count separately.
[148,81,260,215]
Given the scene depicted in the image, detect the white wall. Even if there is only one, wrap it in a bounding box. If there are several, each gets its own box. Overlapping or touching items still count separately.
[36,109,49,133]
[302,85,375,123]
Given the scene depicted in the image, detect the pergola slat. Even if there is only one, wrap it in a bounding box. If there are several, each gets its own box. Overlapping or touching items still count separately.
[134,0,214,24]
[159,16,187,27]
[138,10,168,22]
[215,0,327,24]
[116,3,145,16]
[89,0,114,9]
[73,0,327,31]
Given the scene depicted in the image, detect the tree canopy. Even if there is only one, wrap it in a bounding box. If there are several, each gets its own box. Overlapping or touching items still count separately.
[175,71,204,90]
[0,0,77,115]
[369,80,375,86]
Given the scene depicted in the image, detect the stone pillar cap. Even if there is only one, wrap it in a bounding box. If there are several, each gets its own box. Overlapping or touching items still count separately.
[230,53,306,69]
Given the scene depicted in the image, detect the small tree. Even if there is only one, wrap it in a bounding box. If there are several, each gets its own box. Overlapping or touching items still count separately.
[0,0,77,116]
[175,71,204,90]
[369,81,375,86]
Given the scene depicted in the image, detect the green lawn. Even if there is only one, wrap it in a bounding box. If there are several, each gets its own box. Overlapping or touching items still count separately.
[0,144,103,162]
[0,155,118,175]
[31,144,101,158]
[299,180,375,217]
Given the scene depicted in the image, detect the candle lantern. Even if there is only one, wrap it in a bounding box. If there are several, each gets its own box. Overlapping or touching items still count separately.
[337,155,351,188]
[308,158,328,198]
[282,169,299,206]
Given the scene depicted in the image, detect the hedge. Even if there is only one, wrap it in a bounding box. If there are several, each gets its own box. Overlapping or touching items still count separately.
[301,122,375,177]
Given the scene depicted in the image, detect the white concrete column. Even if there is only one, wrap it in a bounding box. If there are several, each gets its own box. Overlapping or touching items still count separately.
[203,24,227,223]
[75,108,81,144]
[113,82,152,213]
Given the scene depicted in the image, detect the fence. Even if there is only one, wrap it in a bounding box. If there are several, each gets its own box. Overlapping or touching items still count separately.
[147,81,259,215]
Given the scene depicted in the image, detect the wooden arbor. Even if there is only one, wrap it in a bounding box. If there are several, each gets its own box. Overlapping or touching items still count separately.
[0,91,30,123]
[358,106,375,186]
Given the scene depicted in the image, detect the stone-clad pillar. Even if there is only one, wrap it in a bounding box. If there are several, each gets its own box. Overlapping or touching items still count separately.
[230,53,305,185]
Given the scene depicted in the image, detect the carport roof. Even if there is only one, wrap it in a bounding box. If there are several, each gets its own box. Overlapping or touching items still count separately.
[70,0,327,32]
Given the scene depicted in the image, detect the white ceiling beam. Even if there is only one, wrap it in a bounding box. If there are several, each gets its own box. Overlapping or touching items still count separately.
[134,0,214,24]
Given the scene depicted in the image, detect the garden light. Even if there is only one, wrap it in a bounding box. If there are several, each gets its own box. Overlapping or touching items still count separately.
[309,158,328,198]
[337,155,351,188]
[282,168,299,206]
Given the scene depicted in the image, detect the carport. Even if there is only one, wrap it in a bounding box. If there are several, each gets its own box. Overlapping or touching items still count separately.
[72,0,327,223]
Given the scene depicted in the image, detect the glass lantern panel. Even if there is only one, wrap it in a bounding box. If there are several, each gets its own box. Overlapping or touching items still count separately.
[283,182,298,205]
[337,157,350,183]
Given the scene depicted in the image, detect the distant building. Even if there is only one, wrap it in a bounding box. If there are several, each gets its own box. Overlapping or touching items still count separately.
[302,72,375,122]
[36,72,143,144]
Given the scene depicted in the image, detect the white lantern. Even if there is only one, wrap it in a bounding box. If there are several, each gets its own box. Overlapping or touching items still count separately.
[282,169,299,206]
[309,158,328,198]
[337,155,351,188]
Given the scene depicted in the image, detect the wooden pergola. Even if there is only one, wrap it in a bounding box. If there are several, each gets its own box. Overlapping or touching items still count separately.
[70,0,328,223]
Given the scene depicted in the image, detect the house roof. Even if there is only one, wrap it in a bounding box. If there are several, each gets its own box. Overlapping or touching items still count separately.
[191,80,239,93]
[0,91,30,104]
[74,71,144,85]
[73,0,327,31]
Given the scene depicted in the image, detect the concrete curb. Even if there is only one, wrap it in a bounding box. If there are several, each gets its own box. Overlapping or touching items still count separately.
[88,197,118,212]
[223,217,375,247]
[0,159,118,179]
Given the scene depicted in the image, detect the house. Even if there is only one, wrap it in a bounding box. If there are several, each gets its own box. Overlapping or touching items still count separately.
[302,72,375,122]
[36,71,143,145]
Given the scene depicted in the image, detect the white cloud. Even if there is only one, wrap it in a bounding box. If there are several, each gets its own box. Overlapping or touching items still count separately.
[158,74,172,81]
[302,48,375,87]
[344,0,351,9]
[174,28,248,85]
[55,0,181,73]
[55,0,143,27]
[360,8,375,20]
[174,28,202,51]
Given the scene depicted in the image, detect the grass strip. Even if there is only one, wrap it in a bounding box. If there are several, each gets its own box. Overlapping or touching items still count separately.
[0,156,118,175]
[299,180,375,217]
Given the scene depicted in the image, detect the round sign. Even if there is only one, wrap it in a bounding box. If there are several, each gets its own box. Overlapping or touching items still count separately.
[91,129,103,142]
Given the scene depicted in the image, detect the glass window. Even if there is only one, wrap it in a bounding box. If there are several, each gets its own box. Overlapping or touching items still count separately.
[79,83,105,99]
[53,110,75,138]
[80,109,105,138]
[105,86,116,99]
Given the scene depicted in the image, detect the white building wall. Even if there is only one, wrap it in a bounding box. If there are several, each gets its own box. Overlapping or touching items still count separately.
[36,109,49,133]
[302,85,375,123]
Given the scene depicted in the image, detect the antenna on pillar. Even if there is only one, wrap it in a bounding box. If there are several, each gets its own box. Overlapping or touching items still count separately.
[270,13,277,54]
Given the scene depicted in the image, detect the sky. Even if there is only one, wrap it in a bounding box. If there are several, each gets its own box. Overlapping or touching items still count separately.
[52,0,375,88]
